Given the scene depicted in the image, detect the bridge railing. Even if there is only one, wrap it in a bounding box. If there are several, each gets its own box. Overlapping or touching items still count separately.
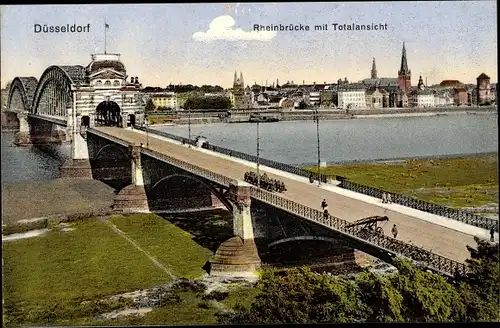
[136,126,497,232]
[250,187,468,277]
[140,127,197,147]
[140,147,236,188]
[137,126,329,182]
[339,180,498,232]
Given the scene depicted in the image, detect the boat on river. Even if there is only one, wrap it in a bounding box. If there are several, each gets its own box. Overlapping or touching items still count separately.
[248,113,280,123]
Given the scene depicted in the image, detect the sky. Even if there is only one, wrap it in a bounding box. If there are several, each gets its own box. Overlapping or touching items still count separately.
[1,2,497,89]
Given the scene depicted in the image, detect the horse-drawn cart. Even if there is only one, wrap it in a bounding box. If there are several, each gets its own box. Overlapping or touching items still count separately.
[345,215,389,234]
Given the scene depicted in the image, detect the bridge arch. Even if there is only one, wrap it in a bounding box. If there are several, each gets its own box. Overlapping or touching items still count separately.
[268,236,341,248]
[94,143,130,160]
[96,100,121,126]
[6,77,38,113]
[31,66,83,117]
[150,173,234,213]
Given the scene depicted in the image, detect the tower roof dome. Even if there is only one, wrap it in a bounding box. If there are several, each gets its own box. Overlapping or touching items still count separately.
[86,53,126,74]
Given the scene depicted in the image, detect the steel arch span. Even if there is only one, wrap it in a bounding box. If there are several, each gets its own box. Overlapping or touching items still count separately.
[268,236,342,248]
[31,66,81,117]
[7,77,38,113]
[150,173,234,213]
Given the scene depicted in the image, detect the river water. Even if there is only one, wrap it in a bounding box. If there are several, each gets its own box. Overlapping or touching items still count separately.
[156,113,498,165]
[1,113,497,185]
[1,132,70,185]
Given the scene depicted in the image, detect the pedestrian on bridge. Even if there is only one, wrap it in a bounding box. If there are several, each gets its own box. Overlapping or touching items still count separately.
[323,204,329,219]
[391,224,398,239]
[387,193,392,204]
[321,199,328,211]
[490,228,495,242]
[381,192,387,203]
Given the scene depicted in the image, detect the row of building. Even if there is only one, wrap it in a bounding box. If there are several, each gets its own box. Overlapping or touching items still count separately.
[1,43,496,113]
[141,71,495,111]
[224,43,496,110]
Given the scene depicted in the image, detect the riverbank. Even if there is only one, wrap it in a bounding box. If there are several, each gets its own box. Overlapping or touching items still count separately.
[1,178,116,225]
[156,106,496,125]
[2,213,259,326]
[307,154,499,217]
[2,210,372,325]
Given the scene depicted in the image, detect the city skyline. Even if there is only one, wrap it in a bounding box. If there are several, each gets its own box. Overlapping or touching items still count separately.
[1,2,497,89]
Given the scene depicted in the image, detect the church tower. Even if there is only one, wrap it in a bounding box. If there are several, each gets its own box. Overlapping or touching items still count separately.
[233,71,244,90]
[371,57,378,79]
[397,42,411,92]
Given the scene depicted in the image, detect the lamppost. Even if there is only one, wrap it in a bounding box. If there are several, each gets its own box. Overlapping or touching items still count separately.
[145,113,149,147]
[188,106,192,148]
[256,121,261,188]
[313,104,321,186]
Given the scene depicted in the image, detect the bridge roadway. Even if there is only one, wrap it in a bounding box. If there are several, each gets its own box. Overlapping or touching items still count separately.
[95,126,476,263]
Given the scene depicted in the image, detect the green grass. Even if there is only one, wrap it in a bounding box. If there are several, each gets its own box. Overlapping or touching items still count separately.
[110,213,213,279]
[3,213,259,326]
[3,219,172,326]
[308,155,498,209]
[128,291,220,325]
[222,286,261,309]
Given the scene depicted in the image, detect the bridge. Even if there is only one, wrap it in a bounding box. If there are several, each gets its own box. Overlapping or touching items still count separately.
[4,53,145,167]
[70,125,489,279]
[5,57,495,279]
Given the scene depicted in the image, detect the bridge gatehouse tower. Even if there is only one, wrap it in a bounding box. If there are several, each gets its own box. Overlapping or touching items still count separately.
[6,52,146,177]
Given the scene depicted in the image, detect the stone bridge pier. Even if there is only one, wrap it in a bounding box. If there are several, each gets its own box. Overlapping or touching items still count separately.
[13,113,31,145]
[210,182,261,277]
[112,145,149,213]
[14,114,69,146]
[60,114,92,178]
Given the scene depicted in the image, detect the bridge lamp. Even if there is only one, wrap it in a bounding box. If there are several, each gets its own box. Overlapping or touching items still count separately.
[256,121,260,188]
[188,106,192,148]
[313,104,321,186]
[145,113,149,148]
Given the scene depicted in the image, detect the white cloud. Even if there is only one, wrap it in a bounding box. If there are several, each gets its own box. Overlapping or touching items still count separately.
[193,15,276,43]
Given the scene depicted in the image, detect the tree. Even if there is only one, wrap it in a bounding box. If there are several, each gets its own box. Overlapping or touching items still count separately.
[453,237,500,321]
[217,267,365,324]
[183,95,231,110]
[298,100,308,109]
[386,259,462,322]
[219,257,500,324]
[145,99,156,113]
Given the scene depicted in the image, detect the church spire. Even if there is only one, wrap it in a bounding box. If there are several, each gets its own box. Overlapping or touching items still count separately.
[397,42,411,91]
[371,57,377,79]
[240,72,244,87]
[234,71,237,85]
[418,74,424,89]
[399,42,409,75]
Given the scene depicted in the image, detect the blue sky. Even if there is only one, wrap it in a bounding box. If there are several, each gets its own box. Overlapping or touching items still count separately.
[1,2,497,89]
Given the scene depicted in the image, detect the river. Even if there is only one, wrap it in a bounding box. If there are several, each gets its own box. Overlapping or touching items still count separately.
[155,113,498,165]
[1,113,497,184]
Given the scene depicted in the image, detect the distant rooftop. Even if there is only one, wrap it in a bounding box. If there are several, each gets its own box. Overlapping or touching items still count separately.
[91,53,121,61]
[477,73,490,80]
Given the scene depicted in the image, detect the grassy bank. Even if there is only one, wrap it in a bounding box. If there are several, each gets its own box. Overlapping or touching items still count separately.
[2,219,172,326]
[308,155,498,209]
[3,212,253,326]
[110,213,213,279]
